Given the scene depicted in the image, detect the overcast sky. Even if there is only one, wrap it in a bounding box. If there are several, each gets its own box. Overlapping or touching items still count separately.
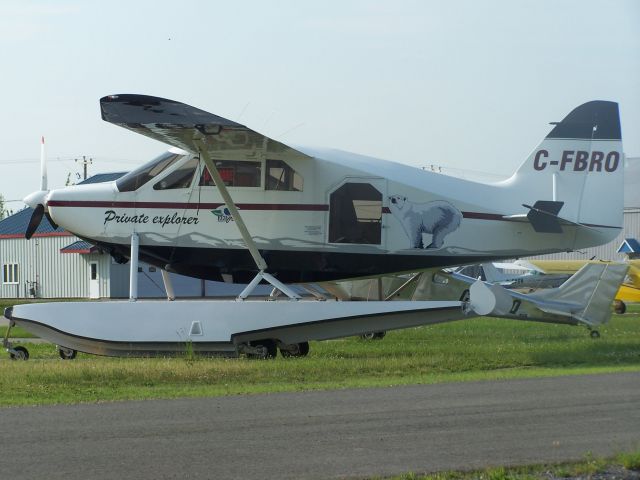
[1,0,638,206]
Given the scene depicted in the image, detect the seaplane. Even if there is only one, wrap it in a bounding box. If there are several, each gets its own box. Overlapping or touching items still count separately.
[2,95,628,360]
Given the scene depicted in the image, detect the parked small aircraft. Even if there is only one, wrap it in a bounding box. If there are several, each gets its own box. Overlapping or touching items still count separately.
[517,259,640,313]
[454,262,571,290]
[322,263,628,337]
[3,96,627,359]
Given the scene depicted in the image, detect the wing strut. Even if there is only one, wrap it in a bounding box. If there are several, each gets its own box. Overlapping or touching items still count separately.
[193,139,300,301]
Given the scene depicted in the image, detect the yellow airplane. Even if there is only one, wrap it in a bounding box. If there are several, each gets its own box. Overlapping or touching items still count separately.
[519,259,640,313]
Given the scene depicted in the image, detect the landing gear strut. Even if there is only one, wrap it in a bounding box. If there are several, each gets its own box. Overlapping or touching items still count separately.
[58,346,78,360]
[3,320,30,361]
[244,339,278,359]
[360,331,386,340]
[280,341,310,358]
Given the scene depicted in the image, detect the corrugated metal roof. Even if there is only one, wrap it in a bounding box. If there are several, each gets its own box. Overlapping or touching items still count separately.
[0,207,67,236]
[60,240,98,254]
[77,172,128,185]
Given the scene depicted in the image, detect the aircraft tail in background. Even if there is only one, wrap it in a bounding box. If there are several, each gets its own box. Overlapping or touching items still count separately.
[469,263,628,328]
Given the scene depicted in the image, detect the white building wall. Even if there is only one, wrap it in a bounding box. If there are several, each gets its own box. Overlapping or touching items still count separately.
[0,235,111,299]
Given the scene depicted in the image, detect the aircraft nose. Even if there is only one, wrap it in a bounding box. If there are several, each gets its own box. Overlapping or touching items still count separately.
[23,190,49,209]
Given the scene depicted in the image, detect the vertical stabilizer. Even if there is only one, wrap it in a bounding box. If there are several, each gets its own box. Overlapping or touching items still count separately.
[530,263,628,326]
[503,101,624,247]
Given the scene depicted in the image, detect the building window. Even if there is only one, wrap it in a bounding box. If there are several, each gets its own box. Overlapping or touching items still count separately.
[3,263,18,284]
[199,161,261,187]
[266,159,303,191]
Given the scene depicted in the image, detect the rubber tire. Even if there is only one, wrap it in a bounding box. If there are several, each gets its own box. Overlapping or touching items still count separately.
[9,345,29,361]
[280,341,310,358]
[248,339,278,359]
[58,348,77,360]
[590,330,601,339]
[360,331,386,340]
[614,300,626,315]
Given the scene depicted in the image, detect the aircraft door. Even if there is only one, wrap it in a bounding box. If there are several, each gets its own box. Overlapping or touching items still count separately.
[89,262,99,299]
[327,179,387,247]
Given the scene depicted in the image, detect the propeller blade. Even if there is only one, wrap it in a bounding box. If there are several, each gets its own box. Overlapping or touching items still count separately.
[40,136,47,191]
[44,211,58,229]
[25,204,45,240]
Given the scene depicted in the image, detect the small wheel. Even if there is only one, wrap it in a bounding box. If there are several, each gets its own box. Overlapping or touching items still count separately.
[58,347,77,360]
[247,339,278,359]
[9,345,29,361]
[590,330,601,339]
[360,331,386,340]
[614,300,626,315]
[280,341,310,358]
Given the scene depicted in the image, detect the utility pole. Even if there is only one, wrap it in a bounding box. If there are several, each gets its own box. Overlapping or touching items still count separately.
[75,156,93,180]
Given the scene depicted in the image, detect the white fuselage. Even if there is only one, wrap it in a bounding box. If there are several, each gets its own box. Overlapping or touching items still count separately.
[40,143,619,282]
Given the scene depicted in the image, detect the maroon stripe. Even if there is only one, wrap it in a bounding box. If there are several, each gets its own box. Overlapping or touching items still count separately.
[462,211,507,221]
[48,200,329,211]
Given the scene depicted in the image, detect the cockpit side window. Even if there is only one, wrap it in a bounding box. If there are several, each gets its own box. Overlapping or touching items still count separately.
[199,160,261,187]
[266,159,303,191]
[116,152,183,192]
[153,157,199,190]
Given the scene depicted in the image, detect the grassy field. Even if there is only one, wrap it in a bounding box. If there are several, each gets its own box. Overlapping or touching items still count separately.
[380,449,640,479]
[0,298,639,406]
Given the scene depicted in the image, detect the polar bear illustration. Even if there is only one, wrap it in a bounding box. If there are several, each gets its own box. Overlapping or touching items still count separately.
[388,195,462,249]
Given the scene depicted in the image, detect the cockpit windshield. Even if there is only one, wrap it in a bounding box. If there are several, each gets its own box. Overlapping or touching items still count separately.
[116,151,184,192]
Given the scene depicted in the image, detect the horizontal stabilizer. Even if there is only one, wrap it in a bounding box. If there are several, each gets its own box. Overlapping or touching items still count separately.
[524,200,564,233]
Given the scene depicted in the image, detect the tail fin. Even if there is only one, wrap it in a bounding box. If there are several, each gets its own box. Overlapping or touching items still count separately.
[503,101,623,247]
[480,263,509,283]
[530,263,628,326]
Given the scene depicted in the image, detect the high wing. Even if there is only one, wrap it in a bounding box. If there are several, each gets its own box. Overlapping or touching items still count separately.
[100,94,311,161]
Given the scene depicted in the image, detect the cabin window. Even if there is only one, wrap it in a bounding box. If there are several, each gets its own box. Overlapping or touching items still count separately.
[117,151,184,192]
[266,159,303,191]
[153,157,199,190]
[2,263,18,284]
[329,183,382,244]
[199,161,261,187]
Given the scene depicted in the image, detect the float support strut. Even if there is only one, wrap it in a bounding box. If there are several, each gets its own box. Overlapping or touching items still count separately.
[129,232,139,301]
[161,269,175,301]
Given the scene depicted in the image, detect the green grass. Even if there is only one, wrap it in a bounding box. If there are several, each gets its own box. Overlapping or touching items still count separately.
[0,325,38,338]
[376,449,640,479]
[1,308,639,406]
